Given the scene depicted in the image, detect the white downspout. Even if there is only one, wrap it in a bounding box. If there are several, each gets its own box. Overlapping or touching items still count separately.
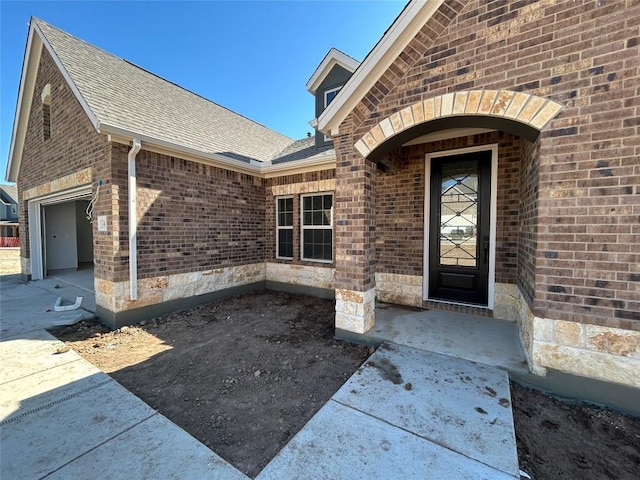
[128,139,142,300]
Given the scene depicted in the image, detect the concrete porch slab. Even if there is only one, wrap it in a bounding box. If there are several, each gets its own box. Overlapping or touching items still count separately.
[369,305,529,374]
[259,343,519,479]
[46,413,248,480]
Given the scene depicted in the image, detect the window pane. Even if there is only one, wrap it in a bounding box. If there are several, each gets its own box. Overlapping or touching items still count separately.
[303,212,312,225]
[278,229,293,258]
[323,194,333,210]
[284,212,293,226]
[312,211,323,225]
[285,197,293,211]
[303,196,311,210]
[303,228,332,261]
[312,196,322,210]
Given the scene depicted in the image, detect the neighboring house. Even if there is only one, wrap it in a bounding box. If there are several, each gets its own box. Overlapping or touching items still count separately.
[0,184,19,246]
[6,1,640,389]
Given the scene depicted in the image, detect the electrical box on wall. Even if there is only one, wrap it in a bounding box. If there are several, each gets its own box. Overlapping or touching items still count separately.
[97,215,107,232]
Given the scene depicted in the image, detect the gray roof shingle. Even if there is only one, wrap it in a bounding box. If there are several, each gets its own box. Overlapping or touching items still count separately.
[270,137,335,164]
[35,18,294,163]
[0,185,18,204]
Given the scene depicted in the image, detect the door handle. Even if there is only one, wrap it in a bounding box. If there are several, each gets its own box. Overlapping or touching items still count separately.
[483,237,490,264]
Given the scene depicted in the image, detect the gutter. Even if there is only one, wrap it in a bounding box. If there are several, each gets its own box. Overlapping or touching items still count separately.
[102,123,336,178]
[128,138,142,300]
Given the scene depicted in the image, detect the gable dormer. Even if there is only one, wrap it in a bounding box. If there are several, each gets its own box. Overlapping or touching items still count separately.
[307,48,359,148]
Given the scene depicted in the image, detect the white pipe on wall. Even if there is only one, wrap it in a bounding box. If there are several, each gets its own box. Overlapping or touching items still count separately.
[128,138,142,300]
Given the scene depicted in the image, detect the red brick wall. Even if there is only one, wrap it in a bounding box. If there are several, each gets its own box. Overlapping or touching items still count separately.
[518,137,541,309]
[334,128,378,292]
[265,170,336,266]
[376,132,522,284]
[129,149,267,280]
[17,48,112,279]
[335,0,640,328]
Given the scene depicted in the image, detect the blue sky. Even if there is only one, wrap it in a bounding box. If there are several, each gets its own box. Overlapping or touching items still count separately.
[0,0,408,182]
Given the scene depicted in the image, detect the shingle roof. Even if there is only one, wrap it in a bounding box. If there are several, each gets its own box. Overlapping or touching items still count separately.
[271,137,335,164]
[0,185,18,204]
[35,18,294,163]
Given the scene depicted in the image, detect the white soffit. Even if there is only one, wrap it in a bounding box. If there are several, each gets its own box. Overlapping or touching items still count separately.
[403,128,496,146]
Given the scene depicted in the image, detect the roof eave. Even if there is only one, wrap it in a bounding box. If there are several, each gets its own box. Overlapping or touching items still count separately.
[316,0,444,137]
[101,123,335,179]
[6,19,102,184]
[6,23,39,183]
[306,48,361,95]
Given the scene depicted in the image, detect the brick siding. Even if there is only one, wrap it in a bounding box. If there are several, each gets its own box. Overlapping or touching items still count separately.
[376,131,522,285]
[266,170,336,267]
[131,148,267,281]
[334,0,640,330]
[17,48,112,279]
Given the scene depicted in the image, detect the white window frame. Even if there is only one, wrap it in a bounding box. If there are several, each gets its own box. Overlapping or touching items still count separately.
[276,196,294,260]
[300,192,333,264]
[323,86,342,142]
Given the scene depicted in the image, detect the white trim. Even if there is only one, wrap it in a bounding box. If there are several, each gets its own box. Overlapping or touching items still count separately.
[275,196,294,260]
[27,185,92,280]
[102,123,337,179]
[306,48,360,95]
[403,128,496,146]
[317,0,445,136]
[423,144,498,309]
[324,86,342,109]
[322,86,343,143]
[6,27,41,182]
[300,192,334,264]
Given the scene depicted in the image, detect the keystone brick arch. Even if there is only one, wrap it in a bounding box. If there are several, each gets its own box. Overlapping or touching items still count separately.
[354,90,563,163]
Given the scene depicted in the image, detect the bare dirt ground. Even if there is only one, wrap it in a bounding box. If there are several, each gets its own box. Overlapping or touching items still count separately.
[50,291,640,479]
[0,247,20,275]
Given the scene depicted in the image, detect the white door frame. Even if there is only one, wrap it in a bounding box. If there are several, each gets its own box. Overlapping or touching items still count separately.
[423,144,498,309]
[28,185,92,280]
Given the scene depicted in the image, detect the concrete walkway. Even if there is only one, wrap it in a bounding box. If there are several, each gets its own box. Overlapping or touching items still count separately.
[0,274,247,479]
[258,343,519,479]
[1,274,519,479]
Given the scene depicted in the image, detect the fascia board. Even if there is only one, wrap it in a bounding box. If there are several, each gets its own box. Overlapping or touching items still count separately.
[34,21,101,132]
[261,154,336,179]
[100,123,260,176]
[306,48,361,95]
[317,0,444,136]
[6,26,40,182]
[102,123,336,179]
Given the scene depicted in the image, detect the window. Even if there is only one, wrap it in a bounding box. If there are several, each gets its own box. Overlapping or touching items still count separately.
[301,193,333,262]
[11,204,17,215]
[276,197,293,259]
[324,86,341,108]
[323,86,342,142]
[42,84,52,141]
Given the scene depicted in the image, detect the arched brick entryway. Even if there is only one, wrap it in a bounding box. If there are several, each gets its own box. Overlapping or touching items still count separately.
[354,90,563,160]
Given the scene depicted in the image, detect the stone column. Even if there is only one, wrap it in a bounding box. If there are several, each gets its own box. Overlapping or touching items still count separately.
[333,134,377,334]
